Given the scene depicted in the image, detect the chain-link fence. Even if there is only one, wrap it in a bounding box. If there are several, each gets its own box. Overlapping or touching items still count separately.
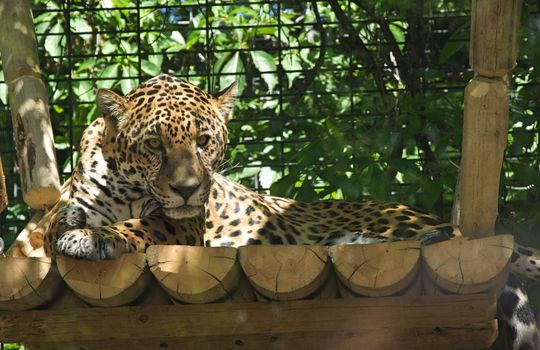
[1,1,539,245]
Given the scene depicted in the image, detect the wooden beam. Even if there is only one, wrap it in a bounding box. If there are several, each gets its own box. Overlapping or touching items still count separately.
[0,0,61,209]
[25,322,498,350]
[0,294,497,349]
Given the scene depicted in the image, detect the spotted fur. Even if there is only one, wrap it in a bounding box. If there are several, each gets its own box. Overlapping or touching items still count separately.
[42,74,538,349]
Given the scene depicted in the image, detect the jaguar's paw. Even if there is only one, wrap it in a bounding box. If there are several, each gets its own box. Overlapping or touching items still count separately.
[55,229,128,260]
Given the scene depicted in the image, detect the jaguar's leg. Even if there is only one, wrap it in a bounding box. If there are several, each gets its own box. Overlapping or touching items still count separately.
[55,214,204,260]
[56,203,87,234]
[500,274,540,350]
[44,202,87,257]
[417,226,455,246]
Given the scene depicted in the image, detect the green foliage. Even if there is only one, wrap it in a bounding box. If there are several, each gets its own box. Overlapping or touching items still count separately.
[0,0,539,238]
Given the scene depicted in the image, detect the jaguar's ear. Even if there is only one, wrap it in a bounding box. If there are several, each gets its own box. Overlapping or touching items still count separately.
[212,82,237,123]
[96,88,128,121]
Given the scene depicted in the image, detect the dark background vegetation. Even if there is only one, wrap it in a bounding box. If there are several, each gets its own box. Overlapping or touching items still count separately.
[0,0,539,298]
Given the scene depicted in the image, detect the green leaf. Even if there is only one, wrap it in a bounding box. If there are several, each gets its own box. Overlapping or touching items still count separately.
[101,41,117,55]
[259,166,280,189]
[282,53,302,88]
[439,41,467,64]
[71,18,92,41]
[0,71,7,105]
[296,178,318,202]
[54,135,70,150]
[389,22,405,45]
[141,60,161,76]
[438,23,469,64]
[98,64,120,89]
[44,22,64,57]
[120,66,137,94]
[171,31,186,46]
[220,52,245,94]
[270,175,296,197]
[250,51,278,92]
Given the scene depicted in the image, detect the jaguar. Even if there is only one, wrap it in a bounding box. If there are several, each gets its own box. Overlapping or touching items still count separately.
[42,74,538,349]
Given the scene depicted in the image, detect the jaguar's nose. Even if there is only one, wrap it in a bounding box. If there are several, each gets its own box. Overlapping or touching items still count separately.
[169,183,200,202]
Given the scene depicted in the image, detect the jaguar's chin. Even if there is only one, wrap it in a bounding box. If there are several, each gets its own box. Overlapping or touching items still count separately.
[163,205,204,220]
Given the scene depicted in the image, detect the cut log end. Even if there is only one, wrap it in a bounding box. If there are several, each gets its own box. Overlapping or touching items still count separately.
[422,235,513,294]
[147,245,241,304]
[239,245,330,301]
[23,186,62,210]
[0,256,62,310]
[330,241,421,297]
[56,253,151,307]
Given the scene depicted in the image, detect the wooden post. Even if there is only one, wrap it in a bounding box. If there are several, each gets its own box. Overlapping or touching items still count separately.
[0,155,7,214]
[458,0,522,238]
[0,0,61,209]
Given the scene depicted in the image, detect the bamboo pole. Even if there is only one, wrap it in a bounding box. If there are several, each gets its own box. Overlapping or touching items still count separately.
[457,0,522,238]
[0,0,61,209]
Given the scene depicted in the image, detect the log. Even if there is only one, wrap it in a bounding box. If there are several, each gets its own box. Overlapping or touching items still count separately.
[6,178,71,258]
[56,253,152,307]
[0,294,498,349]
[0,155,7,214]
[459,77,508,238]
[330,241,421,297]
[422,235,512,294]
[47,287,88,310]
[252,272,338,302]
[239,245,330,301]
[469,0,522,77]
[0,256,62,310]
[6,210,45,258]
[0,0,61,209]
[147,245,243,304]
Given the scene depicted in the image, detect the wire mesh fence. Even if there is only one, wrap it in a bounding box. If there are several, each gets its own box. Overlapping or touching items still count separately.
[0,0,539,244]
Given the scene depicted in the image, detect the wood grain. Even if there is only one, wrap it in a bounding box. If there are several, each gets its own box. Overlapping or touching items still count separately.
[0,256,62,310]
[0,294,497,348]
[422,235,512,294]
[147,245,242,303]
[330,241,421,296]
[56,253,151,307]
[239,245,330,300]
[0,0,61,209]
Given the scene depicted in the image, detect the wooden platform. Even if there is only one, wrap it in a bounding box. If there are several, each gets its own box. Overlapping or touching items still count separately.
[0,235,513,349]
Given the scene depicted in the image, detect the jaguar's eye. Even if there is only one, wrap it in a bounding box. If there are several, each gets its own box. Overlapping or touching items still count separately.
[196,134,211,147]
[145,138,163,152]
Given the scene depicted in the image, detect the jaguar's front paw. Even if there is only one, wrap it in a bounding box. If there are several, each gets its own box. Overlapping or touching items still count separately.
[55,229,129,260]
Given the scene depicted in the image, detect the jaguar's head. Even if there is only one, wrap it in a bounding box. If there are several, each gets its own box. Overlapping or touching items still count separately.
[96,74,236,219]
